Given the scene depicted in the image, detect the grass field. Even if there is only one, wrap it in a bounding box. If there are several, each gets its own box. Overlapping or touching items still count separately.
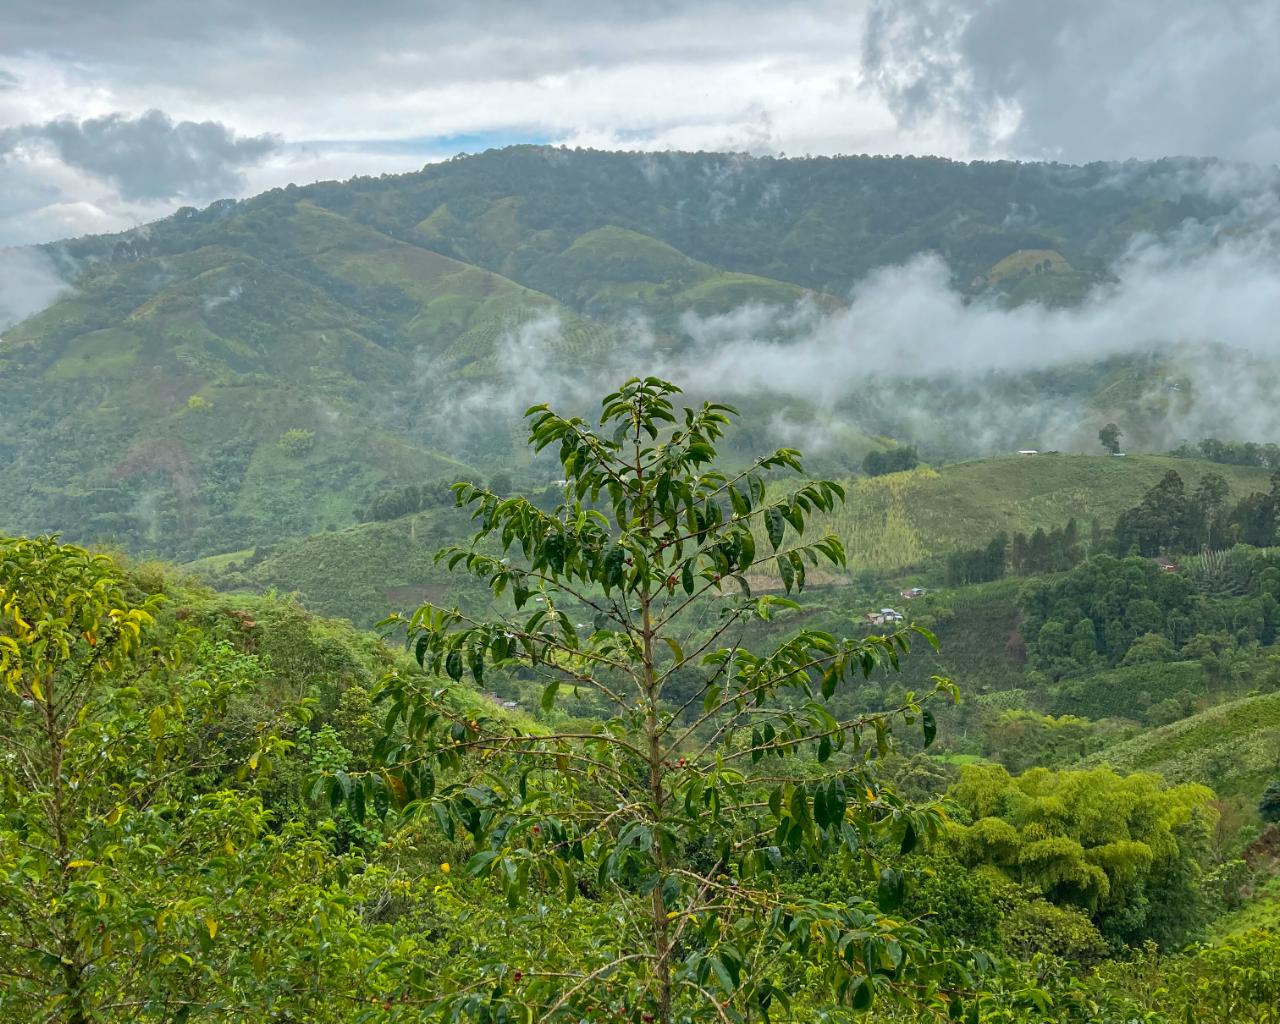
[757,454,1273,581]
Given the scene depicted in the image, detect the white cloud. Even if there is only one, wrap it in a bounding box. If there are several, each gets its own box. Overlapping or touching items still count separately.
[863,0,1280,165]
[0,247,71,330]
[0,1,980,246]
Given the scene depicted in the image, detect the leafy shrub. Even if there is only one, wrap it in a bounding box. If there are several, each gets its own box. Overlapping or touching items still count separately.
[1261,779,1280,823]
[278,428,315,457]
[998,892,1110,964]
[862,444,919,477]
[947,764,1216,948]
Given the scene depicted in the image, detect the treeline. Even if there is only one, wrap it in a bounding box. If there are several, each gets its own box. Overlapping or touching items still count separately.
[945,468,1280,588]
[1114,470,1280,555]
[1020,548,1280,680]
[944,520,1090,585]
[1172,437,1280,471]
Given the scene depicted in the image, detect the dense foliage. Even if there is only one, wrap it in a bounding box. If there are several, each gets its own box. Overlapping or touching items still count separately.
[1172,437,1280,471]
[1020,547,1280,679]
[3,375,1279,1022]
[862,446,920,478]
[359,378,959,1022]
[948,765,1216,949]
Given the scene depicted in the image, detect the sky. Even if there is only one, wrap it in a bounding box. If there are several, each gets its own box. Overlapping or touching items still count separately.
[1,0,1279,248]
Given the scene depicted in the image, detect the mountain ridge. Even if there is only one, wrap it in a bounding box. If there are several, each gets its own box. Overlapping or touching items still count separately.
[3,145,1274,560]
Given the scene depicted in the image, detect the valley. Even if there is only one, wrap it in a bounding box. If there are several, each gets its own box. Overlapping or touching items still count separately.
[3,147,1280,1022]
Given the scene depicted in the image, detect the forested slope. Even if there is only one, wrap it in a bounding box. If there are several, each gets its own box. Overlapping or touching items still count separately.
[2,147,1265,561]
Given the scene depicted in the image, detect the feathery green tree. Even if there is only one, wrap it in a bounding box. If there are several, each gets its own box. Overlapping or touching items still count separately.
[362,378,956,1023]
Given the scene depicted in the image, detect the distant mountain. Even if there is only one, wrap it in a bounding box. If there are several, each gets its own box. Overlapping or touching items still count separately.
[0,146,1261,558]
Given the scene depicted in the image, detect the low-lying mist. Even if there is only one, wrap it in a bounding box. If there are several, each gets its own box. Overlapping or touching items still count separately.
[0,247,70,331]
[421,185,1280,463]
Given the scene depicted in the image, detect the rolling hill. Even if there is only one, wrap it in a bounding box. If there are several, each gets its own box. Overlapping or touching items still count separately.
[2,146,1272,561]
[1080,689,1280,796]
[188,452,1273,627]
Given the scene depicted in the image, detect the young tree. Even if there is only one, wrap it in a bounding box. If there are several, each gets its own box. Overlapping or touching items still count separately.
[0,536,374,1023]
[1099,423,1123,455]
[1261,779,1280,823]
[365,379,956,1023]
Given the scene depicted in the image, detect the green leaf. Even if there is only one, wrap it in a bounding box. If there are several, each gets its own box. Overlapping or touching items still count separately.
[445,650,463,682]
[541,680,559,713]
[603,545,626,591]
[433,801,455,841]
[922,708,937,748]
[851,976,874,1012]
[710,956,735,995]
[777,555,794,594]
[787,550,805,592]
[465,850,500,876]
[876,868,905,912]
[765,507,785,551]
[147,706,166,740]
[899,819,917,856]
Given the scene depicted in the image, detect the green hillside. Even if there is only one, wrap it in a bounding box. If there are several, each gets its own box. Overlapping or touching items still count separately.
[783,453,1273,578]
[2,147,1271,563]
[1080,690,1280,796]
[190,452,1273,627]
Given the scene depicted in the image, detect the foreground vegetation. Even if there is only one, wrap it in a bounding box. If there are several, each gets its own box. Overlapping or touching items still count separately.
[3,379,1277,1022]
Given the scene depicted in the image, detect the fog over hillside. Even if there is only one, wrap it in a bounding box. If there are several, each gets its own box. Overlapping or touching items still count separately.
[4,0,1280,554]
[6,148,1280,506]
[396,153,1280,458]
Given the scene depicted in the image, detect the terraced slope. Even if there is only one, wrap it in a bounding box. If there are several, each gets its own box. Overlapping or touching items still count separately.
[786,454,1273,577]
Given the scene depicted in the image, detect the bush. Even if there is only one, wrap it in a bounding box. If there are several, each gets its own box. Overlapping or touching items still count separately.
[998,892,1110,964]
[1261,779,1280,823]
[862,445,919,477]
[1121,632,1177,666]
[279,428,316,458]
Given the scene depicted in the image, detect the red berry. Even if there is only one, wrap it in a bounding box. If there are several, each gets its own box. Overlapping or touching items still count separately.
[513,970,522,982]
